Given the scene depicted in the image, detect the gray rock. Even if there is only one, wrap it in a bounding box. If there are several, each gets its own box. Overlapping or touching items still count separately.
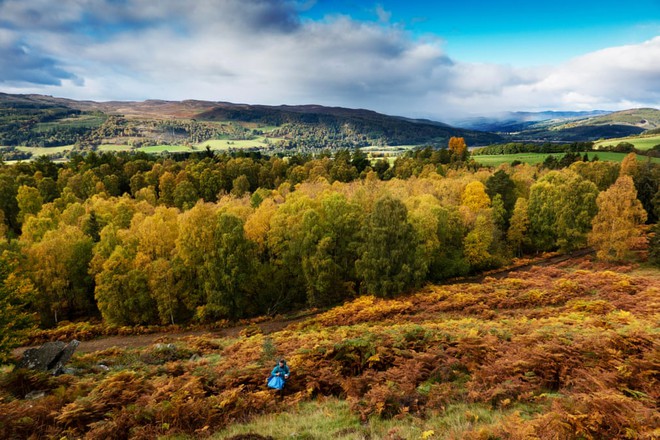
[49,340,80,375]
[24,390,46,400]
[17,340,80,375]
[18,341,66,370]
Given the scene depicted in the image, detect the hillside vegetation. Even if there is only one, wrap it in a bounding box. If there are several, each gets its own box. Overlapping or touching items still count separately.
[0,93,500,159]
[0,258,658,439]
[561,108,660,131]
[0,135,658,439]
[0,146,657,329]
[594,134,660,151]
[480,108,660,142]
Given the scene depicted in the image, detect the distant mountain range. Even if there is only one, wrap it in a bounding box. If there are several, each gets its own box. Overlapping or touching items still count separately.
[456,108,660,141]
[455,111,610,132]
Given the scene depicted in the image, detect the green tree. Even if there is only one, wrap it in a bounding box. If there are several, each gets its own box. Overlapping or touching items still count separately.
[173,180,199,210]
[175,202,219,312]
[632,162,659,223]
[356,196,426,297]
[569,161,620,191]
[528,170,599,252]
[37,177,59,203]
[300,193,362,307]
[507,197,530,257]
[202,213,257,319]
[351,147,371,173]
[649,222,660,267]
[0,174,19,234]
[25,225,94,325]
[266,194,316,310]
[485,170,516,223]
[0,247,36,363]
[158,171,177,206]
[231,174,251,197]
[407,196,468,281]
[16,185,43,225]
[94,245,156,326]
[464,213,495,270]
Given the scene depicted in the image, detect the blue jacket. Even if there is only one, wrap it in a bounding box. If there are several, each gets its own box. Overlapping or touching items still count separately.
[271,363,289,378]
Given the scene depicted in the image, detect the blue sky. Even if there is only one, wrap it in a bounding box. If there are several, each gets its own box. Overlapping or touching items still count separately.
[303,0,660,64]
[0,0,658,120]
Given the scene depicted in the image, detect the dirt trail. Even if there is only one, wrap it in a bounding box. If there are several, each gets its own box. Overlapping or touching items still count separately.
[14,249,595,356]
[13,314,312,357]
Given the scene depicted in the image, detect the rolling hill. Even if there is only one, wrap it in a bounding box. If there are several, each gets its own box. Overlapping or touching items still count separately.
[457,108,660,142]
[0,93,501,153]
[456,110,609,132]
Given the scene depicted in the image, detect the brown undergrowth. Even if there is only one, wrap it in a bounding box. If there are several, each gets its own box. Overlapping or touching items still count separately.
[1,257,658,439]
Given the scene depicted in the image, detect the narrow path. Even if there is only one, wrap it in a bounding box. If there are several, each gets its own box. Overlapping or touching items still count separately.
[13,314,313,356]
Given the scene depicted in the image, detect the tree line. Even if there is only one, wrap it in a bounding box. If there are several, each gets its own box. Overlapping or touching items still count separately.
[473,140,660,158]
[0,142,657,336]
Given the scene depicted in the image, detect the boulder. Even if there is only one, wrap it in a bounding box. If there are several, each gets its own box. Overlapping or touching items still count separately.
[17,340,80,375]
[49,340,80,375]
[25,390,46,400]
[18,341,65,371]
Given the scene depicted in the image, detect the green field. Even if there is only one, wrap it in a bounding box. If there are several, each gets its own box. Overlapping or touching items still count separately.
[197,137,276,150]
[97,144,132,152]
[593,134,660,151]
[16,145,74,156]
[137,144,193,153]
[2,137,279,159]
[473,151,660,166]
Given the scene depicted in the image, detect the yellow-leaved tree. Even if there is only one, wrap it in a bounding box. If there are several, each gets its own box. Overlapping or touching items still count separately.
[589,175,647,261]
[461,181,491,213]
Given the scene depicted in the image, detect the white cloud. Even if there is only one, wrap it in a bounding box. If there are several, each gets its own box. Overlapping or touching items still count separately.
[0,0,658,120]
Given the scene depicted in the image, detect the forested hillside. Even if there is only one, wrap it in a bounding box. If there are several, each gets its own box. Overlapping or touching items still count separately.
[1,253,658,439]
[0,94,500,155]
[461,108,660,142]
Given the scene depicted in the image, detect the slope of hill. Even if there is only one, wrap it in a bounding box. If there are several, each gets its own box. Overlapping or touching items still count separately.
[456,110,609,132]
[196,103,500,147]
[558,108,660,131]
[0,93,501,152]
[457,108,660,142]
[1,258,657,439]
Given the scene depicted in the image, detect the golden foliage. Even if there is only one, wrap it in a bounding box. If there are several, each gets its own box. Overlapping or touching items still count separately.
[1,262,658,438]
[589,175,647,261]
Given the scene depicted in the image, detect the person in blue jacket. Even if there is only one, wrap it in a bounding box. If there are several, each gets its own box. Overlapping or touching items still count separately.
[267,359,290,392]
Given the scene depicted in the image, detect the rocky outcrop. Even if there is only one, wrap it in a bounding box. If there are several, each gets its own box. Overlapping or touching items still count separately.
[17,340,80,375]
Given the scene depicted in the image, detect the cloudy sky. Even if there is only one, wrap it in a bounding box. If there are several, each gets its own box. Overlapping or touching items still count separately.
[0,0,659,121]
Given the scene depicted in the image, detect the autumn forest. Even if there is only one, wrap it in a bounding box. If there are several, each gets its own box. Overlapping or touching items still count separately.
[0,139,658,439]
